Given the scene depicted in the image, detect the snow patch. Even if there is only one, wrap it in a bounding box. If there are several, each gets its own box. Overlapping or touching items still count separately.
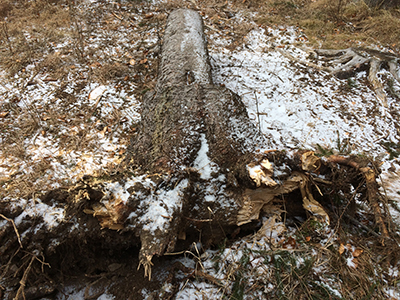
[193,134,218,180]
[14,198,65,229]
[104,181,131,204]
[140,179,188,233]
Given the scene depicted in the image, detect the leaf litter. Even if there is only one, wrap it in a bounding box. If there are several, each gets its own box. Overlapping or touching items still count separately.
[0,0,400,299]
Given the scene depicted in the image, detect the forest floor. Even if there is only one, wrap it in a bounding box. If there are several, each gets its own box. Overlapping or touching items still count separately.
[1,0,400,299]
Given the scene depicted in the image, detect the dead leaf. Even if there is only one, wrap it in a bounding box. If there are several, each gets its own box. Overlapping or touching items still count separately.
[339,243,345,255]
[303,196,330,224]
[0,111,9,118]
[129,59,136,66]
[89,85,107,101]
[283,236,297,249]
[90,62,102,68]
[301,151,321,172]
[352,248,363,257]
[351,258,358,269]
[305,236,311,242]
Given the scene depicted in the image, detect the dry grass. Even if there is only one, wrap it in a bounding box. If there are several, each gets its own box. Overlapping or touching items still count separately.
[248,0,400,50]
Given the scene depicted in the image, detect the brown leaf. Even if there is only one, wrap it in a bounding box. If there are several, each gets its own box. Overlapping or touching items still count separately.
[90,62,102,68]
[0,111,9,118]
[283,236,297,249]
[352,248,364,258]
[351,258,358,269]
[338,243,345,255]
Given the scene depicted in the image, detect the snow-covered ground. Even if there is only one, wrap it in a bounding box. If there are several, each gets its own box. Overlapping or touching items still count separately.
[209,25,400,202]
[1,0,399,299]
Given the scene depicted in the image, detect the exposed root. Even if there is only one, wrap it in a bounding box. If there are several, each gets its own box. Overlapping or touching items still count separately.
[0,213,23,248]
[280,47,400,109]
[328,155,390,243]
[314,48,370,77]
[368,58,387,108]
[14,255,35,300]
[388,61,400,83]
[138,254,154,280]
[314,48,400,108]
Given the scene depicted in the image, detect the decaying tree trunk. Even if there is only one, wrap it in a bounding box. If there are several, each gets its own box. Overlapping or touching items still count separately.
[123,8,265,276]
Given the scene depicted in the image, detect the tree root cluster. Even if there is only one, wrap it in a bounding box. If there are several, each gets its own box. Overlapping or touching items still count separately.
[279,47,400,108]
[0,150,398,299]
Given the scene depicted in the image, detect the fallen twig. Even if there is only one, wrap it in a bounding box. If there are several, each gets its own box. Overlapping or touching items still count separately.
[14,255,35,300]
[0,214,23,248]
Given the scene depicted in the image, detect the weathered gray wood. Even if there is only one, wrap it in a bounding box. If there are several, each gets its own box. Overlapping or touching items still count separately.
[156,9,213,90]
[130,9,261,174]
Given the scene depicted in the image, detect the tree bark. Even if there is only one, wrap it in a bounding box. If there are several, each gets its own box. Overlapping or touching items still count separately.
[0,8,396,297]
[124,8,264,275]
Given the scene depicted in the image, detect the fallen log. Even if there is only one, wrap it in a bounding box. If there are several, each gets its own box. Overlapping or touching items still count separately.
[123,8,265,277]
